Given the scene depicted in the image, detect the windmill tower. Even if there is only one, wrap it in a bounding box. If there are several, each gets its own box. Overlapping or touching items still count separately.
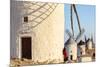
[86,38,93,50]
[11,1,64,64]
[65,4,85,61]
[85,34,94,50]
[78,40,86,56]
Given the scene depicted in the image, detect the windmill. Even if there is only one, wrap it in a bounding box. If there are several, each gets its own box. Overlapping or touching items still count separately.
[65,4,85,61]
[91,34,94,47]
[86,35,93,50]
[84,33,94,50]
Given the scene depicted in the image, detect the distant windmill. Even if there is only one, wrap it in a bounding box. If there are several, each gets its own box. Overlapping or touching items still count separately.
[91,34,94,45]
[65,4,85,61]
[85,34,93,50]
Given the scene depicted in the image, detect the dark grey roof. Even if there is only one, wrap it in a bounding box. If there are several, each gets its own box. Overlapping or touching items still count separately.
[78,40,85,46]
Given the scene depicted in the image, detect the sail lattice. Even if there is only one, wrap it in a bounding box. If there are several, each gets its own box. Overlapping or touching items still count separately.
[19,1,58,33]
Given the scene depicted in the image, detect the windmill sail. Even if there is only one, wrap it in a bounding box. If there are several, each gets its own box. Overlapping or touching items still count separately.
[76,28,85,43]
[73,4,82,33]
[70,5,74,37]
[67,4,85,43]
[66,29,75,40]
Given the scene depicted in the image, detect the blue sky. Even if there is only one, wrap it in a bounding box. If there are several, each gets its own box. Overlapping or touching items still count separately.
[64,4,96,42]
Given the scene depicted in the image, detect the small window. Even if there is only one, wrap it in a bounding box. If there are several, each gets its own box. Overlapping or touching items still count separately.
[24,16,28,22]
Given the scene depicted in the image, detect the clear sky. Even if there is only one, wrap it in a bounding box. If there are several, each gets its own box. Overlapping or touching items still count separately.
[64,4,96,43]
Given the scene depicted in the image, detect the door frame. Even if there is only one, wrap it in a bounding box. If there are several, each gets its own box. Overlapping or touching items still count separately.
[18,33,33,59]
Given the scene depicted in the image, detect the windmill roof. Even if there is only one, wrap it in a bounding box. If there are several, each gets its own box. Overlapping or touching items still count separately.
[65,38,76,46]
[78,40,85,46]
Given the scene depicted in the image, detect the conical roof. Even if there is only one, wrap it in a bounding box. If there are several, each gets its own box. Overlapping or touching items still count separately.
[78,40,85,46]
[65,38,76,46]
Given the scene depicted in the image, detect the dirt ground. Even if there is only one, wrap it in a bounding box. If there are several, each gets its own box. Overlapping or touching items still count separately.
[10,58,64,67]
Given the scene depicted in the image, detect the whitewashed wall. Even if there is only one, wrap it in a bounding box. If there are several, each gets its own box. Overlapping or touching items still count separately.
[11,1,65,63]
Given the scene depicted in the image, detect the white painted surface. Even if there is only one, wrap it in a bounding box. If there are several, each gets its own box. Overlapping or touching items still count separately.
[16,2,64,63]
[81,56,92,62]
[87,41,92,50]
[66,38,77,61]
[80,45,86,55]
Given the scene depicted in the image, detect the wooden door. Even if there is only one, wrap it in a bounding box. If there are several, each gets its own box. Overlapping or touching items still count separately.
[21,37,32,59]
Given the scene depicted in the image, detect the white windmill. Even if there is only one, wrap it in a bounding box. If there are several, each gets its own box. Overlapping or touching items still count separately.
[15,1,65,64]
[85,35,93,50]
[78,40,86,56]
[65,4,85,62]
